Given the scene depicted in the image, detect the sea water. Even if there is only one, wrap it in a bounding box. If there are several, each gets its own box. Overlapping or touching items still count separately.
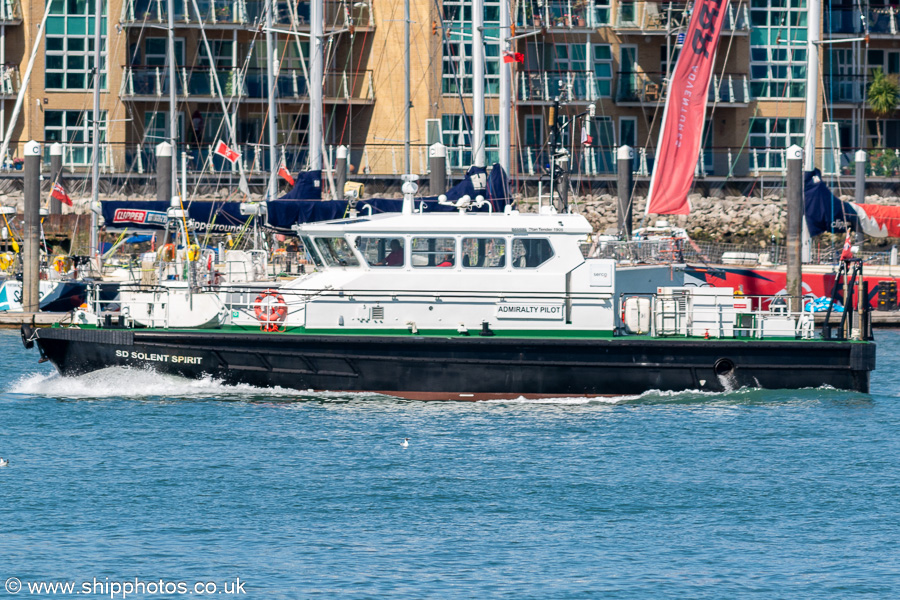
[1,328,899,599]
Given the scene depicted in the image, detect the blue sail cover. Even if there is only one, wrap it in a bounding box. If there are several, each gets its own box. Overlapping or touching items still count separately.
[103,165,512,233]
[266,163,512,231]
[102,200,252,233]
[277,169,323,200]
[804,169,859,237]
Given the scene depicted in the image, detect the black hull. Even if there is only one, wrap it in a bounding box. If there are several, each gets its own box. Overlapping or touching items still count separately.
[26,327,875,398]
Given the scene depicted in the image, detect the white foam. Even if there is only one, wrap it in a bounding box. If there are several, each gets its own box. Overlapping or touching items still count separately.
[8,367,293,400]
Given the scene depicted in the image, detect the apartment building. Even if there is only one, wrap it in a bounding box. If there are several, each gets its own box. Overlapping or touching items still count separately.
[0,0,897,184]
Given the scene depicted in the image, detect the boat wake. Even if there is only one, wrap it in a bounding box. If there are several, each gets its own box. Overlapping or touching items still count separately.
[8,367,294,401]
[483,385,862,407]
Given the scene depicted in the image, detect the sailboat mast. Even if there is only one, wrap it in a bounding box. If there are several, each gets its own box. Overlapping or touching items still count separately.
[404,0,410,173]
[90,0,101,256]
[803,0,820,171]
[309,0,323,170]
[498,0,510,172]
[265,0,278,199]
[472,0,484,167]
[167,0,178,199]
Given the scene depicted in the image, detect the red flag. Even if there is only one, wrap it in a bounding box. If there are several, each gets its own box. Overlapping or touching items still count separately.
[214,140,241,164]
[580,124,592,146]
[839,231,854,261]
[278,163,295,186]
[645,0,730,215]
[502,51,524,63]
[50,182,72,206]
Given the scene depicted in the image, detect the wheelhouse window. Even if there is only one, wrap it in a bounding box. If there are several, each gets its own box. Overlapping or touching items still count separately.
[512,238,554,268]
[461,237,505,268]
[299,235,323,268]
[411,237,456,267]
[313,237,359,267]
[357,237,405,268]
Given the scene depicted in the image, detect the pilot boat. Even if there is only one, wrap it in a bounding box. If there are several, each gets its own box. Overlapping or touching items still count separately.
[21,180,876,399]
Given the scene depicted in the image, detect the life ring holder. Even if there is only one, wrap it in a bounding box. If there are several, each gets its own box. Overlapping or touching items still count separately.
[253,289,288,332]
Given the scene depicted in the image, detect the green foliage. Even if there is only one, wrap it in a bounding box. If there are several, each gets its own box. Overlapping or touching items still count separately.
[867,68,900,147]
[868,149,900,176]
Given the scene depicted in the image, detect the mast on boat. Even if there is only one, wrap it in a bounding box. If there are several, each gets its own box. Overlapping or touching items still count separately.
[309,0,323,171]
[265,0,278,200]
[404,0,410,173]
[800,0,820,262]
[90,0,102,256]
[498,0,510,173]
[472,0,485,167]
[803,0,820,172]
[167,0,178,201]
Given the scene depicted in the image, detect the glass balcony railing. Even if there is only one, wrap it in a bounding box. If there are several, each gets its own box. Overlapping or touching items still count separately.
[0,0,21,21]
[120,66,375,101]
[614,71,751,104]
[0,65,19,96]
[823,74,867,104]
[514,0,747,31]
[826,7,898,35]
[517,70,611,102]
[121,0,372,28]
[613,1,748,31]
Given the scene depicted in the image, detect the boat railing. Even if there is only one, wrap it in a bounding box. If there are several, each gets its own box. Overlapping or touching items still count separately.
[619,290,869,340]
[589,239,887,268]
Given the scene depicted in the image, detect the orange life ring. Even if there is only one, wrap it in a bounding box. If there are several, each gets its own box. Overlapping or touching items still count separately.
[253,289,288,331]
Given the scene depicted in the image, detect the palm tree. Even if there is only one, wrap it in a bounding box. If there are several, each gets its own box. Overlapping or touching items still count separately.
[867,68,900,148]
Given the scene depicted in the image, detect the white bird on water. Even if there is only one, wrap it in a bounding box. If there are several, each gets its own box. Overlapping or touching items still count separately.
[0,458,8,467]
[401,438,409,448]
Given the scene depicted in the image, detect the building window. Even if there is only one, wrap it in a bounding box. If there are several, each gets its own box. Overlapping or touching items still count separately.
[45,0,107,90]
[44,110,107,166]
[442,0,500,96]
[593,0,611,25]
[749,0,807,99]
[442,114,500,169]
[749,118,804,170]
[143,37,184,65]
[593,45,612,97]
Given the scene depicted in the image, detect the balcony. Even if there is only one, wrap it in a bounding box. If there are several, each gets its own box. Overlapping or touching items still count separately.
[121,0,373,29]
[615,71,751,106]
[0,65,18,98]
[613,1,748,34]
[120,66,375,103]
[516,0,606,30]
[826,7,898,37]
[517,70,608,103]
[0,0,21,23]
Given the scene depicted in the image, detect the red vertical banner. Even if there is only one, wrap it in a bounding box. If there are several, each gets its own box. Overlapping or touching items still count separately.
[645,0,730,215]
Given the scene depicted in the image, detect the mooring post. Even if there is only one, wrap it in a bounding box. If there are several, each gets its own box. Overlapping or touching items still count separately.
[22,140,41,313]
[617,145,634,240]
[49,142,63,215]
[786,144,803,305]
[335,145,347,200]
[855,149,866,243]
[429,143,446,195]
[156,142,172,204]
